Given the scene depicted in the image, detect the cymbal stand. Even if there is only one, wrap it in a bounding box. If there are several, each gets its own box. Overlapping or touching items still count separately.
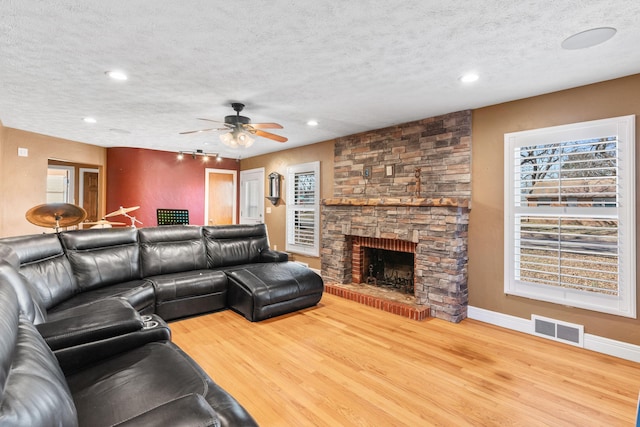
[122,212,143,228]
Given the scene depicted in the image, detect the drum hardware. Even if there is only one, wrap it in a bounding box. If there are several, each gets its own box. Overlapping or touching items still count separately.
[105,206,143,227]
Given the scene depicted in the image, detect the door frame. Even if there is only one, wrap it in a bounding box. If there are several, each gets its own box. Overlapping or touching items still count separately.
[204,168,238,225]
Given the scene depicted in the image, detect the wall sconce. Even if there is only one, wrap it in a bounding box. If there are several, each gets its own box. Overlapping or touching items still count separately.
[267,172,281,205]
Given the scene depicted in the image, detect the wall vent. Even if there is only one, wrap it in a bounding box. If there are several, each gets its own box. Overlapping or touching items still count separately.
[531,315,584,348]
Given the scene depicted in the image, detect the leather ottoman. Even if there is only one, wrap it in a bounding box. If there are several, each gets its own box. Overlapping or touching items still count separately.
[226,262,323,321]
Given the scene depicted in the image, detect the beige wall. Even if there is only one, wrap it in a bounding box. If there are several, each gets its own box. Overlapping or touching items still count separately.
[0,121,4,235]
[470,73,640,344]
[240,140,334,270]
[0,127,107,237]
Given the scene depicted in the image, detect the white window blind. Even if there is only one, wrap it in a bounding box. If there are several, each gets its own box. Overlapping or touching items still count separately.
[504,115,635,317]
[286,161,320,256]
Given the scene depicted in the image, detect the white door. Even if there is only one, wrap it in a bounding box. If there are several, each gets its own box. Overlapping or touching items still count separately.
[239,168,264,224]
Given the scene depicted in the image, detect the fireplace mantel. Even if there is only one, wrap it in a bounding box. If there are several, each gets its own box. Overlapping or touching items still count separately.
[323,197,469,208]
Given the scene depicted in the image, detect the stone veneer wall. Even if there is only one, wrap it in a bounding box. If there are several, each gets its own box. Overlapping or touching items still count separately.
[321,110,471,323]
[333,110,472,198]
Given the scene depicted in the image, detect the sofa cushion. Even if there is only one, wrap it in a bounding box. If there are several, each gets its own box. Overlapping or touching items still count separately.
[0,285,78,427]
[139,225,207,276]
[148,269,228,320]
[0,233,78,309]
[59,228,141,290]
[203,224,271,268]
[0,261,46,325]
[66,341,257,427]
[47,280,155,314]
[113,394,219,427]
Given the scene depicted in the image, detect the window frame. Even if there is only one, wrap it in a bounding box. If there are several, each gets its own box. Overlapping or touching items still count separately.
[286,161,320,257]
[504,115,636,318]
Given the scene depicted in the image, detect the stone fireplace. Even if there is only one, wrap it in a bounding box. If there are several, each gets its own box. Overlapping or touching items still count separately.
[321,110,471,323]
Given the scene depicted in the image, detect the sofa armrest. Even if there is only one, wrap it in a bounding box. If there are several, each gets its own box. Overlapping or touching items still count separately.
[56,314,171,375]
[113,394,218,427]
[37,298,143,351]
[260,248,288,262]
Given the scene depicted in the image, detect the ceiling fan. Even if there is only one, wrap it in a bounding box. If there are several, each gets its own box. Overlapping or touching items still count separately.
[180,102,287,147]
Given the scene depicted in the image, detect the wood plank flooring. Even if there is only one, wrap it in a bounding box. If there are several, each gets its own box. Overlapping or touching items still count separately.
[171,294,640,426]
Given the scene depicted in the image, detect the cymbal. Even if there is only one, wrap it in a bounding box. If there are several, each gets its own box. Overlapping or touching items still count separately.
[26,203,87,228]
[105,206,140,218]
[83,219,126,226]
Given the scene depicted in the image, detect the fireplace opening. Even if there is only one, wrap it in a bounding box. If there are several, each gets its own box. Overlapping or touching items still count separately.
[362,247,414,294]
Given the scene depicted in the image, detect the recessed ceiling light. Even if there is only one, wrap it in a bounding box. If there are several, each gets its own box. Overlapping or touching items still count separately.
[307,120,319,126]
[561,27,617,50]
[83,117,97,123]
[460,73,479,83]
[105,70,128,81]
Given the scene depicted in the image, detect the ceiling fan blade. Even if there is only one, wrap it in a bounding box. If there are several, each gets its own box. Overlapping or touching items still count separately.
[250,122,283,129]
[179,127,229,135]
[196,118,226,124]
[179,128,216,135]
[254,129,288,143]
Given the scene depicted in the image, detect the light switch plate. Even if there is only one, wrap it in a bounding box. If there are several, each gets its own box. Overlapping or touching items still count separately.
[18,147,28,157]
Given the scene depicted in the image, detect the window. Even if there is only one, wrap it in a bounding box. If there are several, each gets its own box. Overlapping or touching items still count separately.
[504,115,635,317]
[286,161,320,256]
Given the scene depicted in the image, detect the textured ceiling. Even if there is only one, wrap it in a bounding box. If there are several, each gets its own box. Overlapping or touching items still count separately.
[1,1,639,159]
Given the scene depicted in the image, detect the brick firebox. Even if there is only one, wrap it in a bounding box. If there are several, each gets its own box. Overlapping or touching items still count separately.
[350,235,417,285]
[321,198,469,323]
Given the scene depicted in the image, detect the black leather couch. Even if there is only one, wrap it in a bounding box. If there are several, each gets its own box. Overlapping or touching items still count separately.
[0,224,324,426]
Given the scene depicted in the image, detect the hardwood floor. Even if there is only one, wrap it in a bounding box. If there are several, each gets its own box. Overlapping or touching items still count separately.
[171,294,640,426]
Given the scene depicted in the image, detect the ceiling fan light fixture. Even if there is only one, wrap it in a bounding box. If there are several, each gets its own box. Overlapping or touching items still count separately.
[220,131,237,147]
[219,129,255,148]
[237,131,255,147]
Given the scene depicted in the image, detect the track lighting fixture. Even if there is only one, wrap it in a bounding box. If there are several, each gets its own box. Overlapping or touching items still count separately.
[177,150,220,162]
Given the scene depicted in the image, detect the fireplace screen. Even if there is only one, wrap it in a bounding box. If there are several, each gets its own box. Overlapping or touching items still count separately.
[362,247,414,294]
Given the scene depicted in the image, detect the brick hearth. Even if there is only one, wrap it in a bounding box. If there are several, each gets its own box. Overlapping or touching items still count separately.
[324,283,430,321]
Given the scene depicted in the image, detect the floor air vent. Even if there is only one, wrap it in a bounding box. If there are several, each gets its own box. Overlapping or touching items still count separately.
[531,315,584,348]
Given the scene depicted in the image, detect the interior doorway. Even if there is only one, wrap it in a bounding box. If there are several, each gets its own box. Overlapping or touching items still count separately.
[47,160,102,223]
[205,169,237,225]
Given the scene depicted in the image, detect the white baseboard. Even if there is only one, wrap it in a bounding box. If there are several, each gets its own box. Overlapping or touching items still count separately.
[468,305,640,363]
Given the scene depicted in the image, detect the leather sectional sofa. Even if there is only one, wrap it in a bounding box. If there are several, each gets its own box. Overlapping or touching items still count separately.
[0,224,324,426]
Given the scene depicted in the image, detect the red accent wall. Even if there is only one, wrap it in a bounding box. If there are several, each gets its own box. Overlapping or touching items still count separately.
[106,148,239,227]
